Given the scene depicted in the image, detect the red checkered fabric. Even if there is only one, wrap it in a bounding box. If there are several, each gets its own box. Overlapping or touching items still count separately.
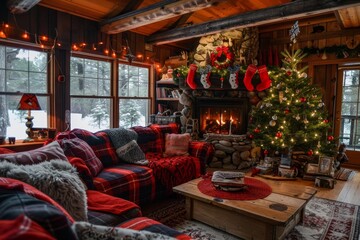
[117,217,190,240]
[57,138,103,177]
[0,215,55,240]
[92,164,156,205]
[149,123,179,153]
[146,152,201,193]
[55,129,118,167]
[130,126,159,153]
[188,141,215,174]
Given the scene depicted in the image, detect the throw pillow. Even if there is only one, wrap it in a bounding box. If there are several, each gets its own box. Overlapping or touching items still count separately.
[163,133,190,157]
[58,138,103,176]
[55,129,118,167]
[103,128,148,165]
[72,222,176,240]
[0,160,88,221]
[0,141,67,165]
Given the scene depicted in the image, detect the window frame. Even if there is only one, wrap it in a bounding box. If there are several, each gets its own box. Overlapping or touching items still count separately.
[0,40,53,140]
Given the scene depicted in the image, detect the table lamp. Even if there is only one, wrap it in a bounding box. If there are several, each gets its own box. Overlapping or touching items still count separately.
[17,94,41,142]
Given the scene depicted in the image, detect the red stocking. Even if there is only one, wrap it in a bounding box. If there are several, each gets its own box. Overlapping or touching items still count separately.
[186,64,197,89]
[244,64,257,91]
[256,65,272,91]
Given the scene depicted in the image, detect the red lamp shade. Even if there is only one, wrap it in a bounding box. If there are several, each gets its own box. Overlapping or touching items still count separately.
[17,94,41,111]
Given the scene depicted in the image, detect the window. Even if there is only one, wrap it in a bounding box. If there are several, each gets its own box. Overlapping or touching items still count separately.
[118,63,150,128]
[339,68,360,150]
[0,44,49,139]
[70,56,111,132]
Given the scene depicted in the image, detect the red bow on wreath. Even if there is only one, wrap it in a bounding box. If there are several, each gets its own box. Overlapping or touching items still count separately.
[243,64,272,92]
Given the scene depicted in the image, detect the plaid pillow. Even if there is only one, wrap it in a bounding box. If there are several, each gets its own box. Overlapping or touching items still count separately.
[55,129,118,167]
[58,138,103,177]
[149,124,179,153]
[0,141,67,165]
[130,126,159,153]
[163,133,190,157]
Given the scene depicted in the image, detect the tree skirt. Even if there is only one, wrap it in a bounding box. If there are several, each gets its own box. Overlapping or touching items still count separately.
[197,177,272,200]
[143,195,360,240]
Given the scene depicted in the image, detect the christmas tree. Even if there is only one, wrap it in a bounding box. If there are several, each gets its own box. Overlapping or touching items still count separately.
[248,49,337,157]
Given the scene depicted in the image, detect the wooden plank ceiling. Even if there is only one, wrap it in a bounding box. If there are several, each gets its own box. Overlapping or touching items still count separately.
[18,0,360,45]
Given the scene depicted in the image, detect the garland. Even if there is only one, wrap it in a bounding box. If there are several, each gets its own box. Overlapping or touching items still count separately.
[210,46,234,70]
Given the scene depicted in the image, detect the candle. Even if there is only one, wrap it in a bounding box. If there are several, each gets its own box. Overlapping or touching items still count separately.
[229,120,232,135]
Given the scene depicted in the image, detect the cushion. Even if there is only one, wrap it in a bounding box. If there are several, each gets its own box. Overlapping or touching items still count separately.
[67,156,95,189]
[0,160,88,221]
[102,128,148,165]
[58,138,103,176]
[149,124,179,153]
[72,221,176,240]
[0,141,67,165]
[92,164,156,205]
[0,215,55,240]
[55,129,118,167]
[0,182,76,239]
[163,133,190,157]
[130,126,159,153]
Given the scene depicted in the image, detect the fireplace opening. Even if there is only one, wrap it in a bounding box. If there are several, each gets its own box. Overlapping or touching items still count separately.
[195,97,249,137]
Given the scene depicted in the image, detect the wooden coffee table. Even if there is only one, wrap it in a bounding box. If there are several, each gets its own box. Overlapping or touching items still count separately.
[173,177,317,240]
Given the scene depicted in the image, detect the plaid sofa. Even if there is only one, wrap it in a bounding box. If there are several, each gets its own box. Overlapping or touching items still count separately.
[55,123,214,205]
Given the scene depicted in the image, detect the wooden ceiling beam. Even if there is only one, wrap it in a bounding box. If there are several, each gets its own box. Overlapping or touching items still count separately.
[101,0,222,34]
[147,0,360,45]
[7,0,40,14]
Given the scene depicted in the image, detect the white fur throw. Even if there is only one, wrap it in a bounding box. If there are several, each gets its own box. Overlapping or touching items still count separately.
[72,222,176,240]
[0,160,88,221]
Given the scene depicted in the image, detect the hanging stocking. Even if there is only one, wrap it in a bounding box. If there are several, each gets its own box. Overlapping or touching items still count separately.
[243,64,257,91]
[229,72,239,89]
[256,65,272,91]
[200,72,211,88]
[186,64,197,89]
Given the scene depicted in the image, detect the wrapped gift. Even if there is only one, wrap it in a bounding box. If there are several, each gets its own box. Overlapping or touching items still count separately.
[315,176,335,189]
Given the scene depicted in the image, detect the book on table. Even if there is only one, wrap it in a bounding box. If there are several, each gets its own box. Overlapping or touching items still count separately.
[211,171,245,188]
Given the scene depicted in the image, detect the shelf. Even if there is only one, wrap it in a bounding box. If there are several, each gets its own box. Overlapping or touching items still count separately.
[157,98,179,101]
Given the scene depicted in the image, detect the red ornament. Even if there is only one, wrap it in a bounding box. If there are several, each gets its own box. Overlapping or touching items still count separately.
[275,131,282,138]
[284,109,290,114]
[220,77,224,81]
[177,73,180,77]
[286,70,292,76]
[323,119,329,123]
[264,149,269,155]
[300,97,307,102]
[307,150,313,156]
[254,127,261,133]
[327,135,334,141]
[249,134,254,139]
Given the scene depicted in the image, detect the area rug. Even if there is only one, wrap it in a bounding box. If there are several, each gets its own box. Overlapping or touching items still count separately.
[334,168,357,181]
[143,195,360,240]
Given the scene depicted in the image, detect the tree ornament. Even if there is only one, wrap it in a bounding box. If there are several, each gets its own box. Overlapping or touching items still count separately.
[249,134,254,139]
[318,102,324,108]
[264,149,269,156]
[307,149,313,156]
[284,108,290,114]
[327,135,334,141]
[300,72,307,78]
[286,70,292,76]
[303,117,309,124]
[295,114,301,121]
[269,120,276,126]
[276,131,282,138]
[254,127,261,133]
[300,97,307,102]
[272,115,277,120]
[323,119,329,123]
[279,91,284,103]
